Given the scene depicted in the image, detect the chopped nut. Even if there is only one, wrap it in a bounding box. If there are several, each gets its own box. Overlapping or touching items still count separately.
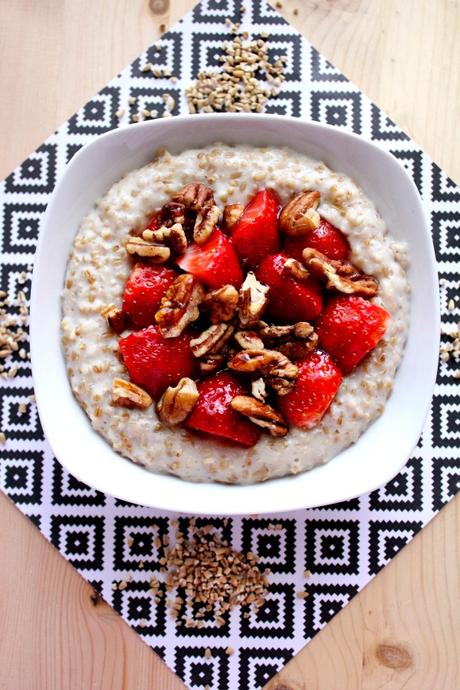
[302,247,379,297]
[199,353,224,374]
[251,377,267,401]
[223,203,244,228]
[145,223,187,254]
[156,275,205,338]
[228,348,298,394]
[279,190,321,236]
[172,182,214,212]
[202,284,239,323]
[258,321,314,341]
[112,378,152,409]
[194,202,221,244]
[190,323,235,357]
[234,330,264,350]
[239,272,270,327]
[157,377,199,424]
[101,304,127,334]
[278,337,318,361]
[126,236,170,262]
[231,395,288,437]
[283,257,310,281]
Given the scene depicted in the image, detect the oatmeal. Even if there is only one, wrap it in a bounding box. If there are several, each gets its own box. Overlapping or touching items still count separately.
[61,144,410,484]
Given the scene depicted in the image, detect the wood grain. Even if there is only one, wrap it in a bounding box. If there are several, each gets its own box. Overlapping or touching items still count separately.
[0,1,459,689]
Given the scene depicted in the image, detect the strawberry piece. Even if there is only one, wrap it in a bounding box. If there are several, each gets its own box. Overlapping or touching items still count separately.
[119,325,196,399]
[316,295,390,374]
[284,218,350,262]
[186,371,261,447]
[256,253,323,322]
[278,350,342,429]
[122,263,178,329]
[230,188,280,268]
[176,229,244,289]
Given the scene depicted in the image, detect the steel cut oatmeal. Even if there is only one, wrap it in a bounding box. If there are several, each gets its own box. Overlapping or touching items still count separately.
[61,144,410,484]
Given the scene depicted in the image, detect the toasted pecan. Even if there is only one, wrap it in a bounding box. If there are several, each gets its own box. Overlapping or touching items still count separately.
[279,190,321,236]
[172,182,214,211]
[230,396,288,437]
[157,377,199,424]
[155,274,205,338]
[302,247,379,297]
[202,284,239,323]
[239,272,270,327]
[190,323,235,358]
[112,378,152,409]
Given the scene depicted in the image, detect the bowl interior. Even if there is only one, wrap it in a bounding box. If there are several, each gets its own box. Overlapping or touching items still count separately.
[30,114,439,514]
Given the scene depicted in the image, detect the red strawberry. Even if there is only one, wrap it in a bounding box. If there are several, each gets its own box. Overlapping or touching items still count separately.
[186,371,261,447]
[230,188,280,268]
[176,229,243,289]
[316,295,390,374]
[122,263,178,329]
[284,218,350,262]
[119,325,196,399]
[278,350,342,429]
[256,253,323,322]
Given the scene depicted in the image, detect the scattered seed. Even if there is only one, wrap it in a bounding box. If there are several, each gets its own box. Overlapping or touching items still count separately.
[0,432,6,444]
[448,299,455,311]
[225,646,235,656]
[115,107,125,119]
[128,96,137,105]
[159,23,166,32]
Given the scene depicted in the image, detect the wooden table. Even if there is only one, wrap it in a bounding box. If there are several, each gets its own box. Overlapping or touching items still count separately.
[1,2,459,688]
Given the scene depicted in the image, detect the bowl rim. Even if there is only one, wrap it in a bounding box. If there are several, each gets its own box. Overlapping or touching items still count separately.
[30,112,440,515]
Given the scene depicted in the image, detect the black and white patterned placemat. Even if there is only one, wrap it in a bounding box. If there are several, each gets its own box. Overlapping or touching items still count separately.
[1,1,459,688]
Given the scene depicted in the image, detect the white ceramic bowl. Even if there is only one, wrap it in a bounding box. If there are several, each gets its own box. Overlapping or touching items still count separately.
[30,114,439,515]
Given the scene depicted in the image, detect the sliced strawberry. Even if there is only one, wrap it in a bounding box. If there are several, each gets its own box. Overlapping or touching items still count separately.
[256,253,323,322]
[278,350,342,429]
[122,263,178,329]
[230,188,280,268]
[284,218,350,262]
[316,295,390,374]
[176,229,243,289]
[186,371,261,447]
[119,325,196,399]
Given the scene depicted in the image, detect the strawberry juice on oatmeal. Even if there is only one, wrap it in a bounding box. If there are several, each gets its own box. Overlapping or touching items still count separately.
[61,144,410,484]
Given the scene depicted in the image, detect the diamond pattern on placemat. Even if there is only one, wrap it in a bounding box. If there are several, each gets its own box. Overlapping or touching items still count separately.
[0,1,458,688]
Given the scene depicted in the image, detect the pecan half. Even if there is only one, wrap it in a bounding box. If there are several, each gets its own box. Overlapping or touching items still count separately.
[302,247,379,297]
[126,236,170,262]
[278,337,318,361]
[279,190,321,236]
[202,284,239,323]
[172,182,214,211]
[112,378,152,409]
[156,377,199,424]
[143,223,187,255]
[234,330,264,350]
[101,304,127,334]
[251,377,267,402]
[228,348,298,395]
[190,323,235,358]
[239,272,270,327]
[155,274,205,338]
[283,257,310,281]
[230,396,288,437]
[194,201,221,244]
[258,322,314,342]
[199,353,224,374]
[223,203,244,229]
